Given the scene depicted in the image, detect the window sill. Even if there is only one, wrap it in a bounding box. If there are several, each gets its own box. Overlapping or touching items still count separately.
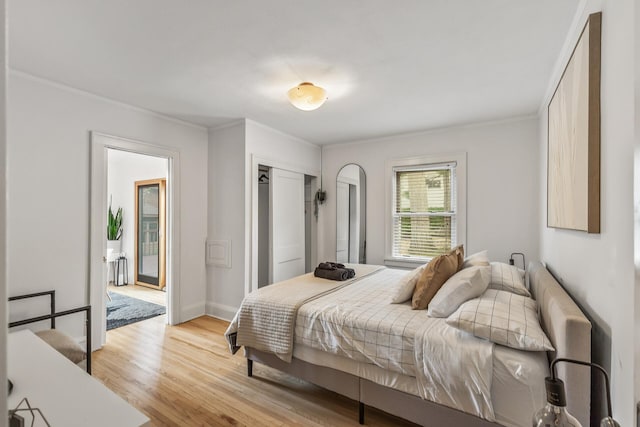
[384,258,430,270]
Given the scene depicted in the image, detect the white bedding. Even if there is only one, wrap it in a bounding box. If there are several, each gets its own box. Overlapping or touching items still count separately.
[295,268,425,376]
[228,265,549,426]
[294,267,496,421]
[414,316,494,420]
[226,264,382,362]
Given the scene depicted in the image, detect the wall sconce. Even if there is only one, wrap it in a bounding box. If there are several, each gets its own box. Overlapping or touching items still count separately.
[313,189,326,220]
[509,252,525,269]
[533,358,619,427]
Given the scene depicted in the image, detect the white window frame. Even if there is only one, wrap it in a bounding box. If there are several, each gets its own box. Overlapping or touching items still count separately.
[384,152,467,268]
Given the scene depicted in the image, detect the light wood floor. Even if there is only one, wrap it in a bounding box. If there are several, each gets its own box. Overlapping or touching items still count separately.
[108,283,166,306]
[93,315,417,427]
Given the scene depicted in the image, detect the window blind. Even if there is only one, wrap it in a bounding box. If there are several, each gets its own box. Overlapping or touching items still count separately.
[392,163,457,259]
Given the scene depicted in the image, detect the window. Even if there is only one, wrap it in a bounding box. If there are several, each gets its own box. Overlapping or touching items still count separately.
[385,153,466,267]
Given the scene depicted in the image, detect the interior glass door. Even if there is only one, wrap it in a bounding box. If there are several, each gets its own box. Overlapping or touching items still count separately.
[135,179,166,289]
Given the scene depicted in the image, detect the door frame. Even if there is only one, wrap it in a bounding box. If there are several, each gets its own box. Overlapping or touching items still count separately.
[336,174,359,263]
[335,180,350,263]
[90,132,181,350]
[248,155,319,295]
[134,178,167,289]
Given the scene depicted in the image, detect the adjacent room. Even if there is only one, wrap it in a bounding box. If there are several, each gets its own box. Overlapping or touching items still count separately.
[106,148,168,331]
[2,1,638,427]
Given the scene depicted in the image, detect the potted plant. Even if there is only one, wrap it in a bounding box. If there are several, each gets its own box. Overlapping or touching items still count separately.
[107,201,123,253]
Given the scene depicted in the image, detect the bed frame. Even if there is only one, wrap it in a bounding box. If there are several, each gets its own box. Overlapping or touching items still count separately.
[245,261,592,426]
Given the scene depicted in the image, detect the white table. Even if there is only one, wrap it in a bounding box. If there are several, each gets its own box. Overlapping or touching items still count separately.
[8,329,150,426]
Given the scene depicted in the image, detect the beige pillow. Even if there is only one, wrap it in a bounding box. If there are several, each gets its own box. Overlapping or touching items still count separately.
[488,262,530,297]
[446,289,554,351]
[35,329,86,364]
[411,252,459,310]
[390,264,426,303]
[427,265,491,318]
[449,245,465,271]
[461,250,490,269]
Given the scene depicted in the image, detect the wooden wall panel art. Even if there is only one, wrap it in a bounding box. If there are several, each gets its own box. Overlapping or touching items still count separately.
[547,12,601,233]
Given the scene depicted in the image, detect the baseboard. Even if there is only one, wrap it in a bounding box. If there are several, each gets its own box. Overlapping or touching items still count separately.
[205,301,237,322]
[181,302,206,322]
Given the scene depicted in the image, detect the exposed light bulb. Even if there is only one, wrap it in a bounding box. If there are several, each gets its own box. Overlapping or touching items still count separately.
[533,378,581,427]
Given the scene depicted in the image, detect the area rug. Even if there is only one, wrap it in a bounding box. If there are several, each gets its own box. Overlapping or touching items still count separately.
[106,292,166,330]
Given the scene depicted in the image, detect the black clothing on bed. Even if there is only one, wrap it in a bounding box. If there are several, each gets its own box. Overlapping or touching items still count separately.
[314,261,355,280]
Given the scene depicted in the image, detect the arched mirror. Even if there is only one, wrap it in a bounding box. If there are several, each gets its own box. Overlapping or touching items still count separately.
[336,164,366,264]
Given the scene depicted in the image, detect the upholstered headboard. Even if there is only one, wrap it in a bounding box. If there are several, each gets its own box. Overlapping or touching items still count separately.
[529,261,591,427]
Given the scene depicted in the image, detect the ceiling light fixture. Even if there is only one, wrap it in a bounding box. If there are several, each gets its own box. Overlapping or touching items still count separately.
[287,82,327,111]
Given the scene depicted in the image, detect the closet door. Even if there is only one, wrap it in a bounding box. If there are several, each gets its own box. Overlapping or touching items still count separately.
[336,180,349,263]
[270,168,305,283]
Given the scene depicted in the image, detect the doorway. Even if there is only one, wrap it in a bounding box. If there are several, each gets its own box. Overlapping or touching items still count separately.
[90,132,180,349]
[257,166,270,288]
[256,163,317,289]
[134,178,167,289]
[336,165,365,264]
[105,151,168,332]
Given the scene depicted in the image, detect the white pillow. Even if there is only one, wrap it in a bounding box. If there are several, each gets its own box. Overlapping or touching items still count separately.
[427,265,491,317]
[446,289,554,351]
[488,262,530,297]
[390,265,426,303]
[461,250,490,269]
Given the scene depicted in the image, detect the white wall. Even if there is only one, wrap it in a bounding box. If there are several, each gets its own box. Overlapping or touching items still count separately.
[206,121,246,320]
[539,1,635,425]
[245,120,321,175]
[206,119,321,320]
[7,72,208,335]
[320,117,540,266]
[107,149,167,284]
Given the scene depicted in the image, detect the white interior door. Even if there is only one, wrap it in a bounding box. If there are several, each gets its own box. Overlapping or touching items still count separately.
[336,180,349,263]
[270,168,305,283]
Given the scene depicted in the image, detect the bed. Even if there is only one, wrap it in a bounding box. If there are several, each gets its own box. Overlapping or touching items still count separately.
[225,261,591,427]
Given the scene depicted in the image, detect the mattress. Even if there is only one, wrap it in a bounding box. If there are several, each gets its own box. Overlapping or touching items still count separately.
[293,267,549,427]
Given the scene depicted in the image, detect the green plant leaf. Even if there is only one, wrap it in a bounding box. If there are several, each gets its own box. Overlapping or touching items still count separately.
[107,203,123,240]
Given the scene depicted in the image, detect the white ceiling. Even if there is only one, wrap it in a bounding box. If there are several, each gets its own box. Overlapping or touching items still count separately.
[9,0,579,145]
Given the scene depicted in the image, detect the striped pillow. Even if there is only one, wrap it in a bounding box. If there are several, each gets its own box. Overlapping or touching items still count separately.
[446,289,554,351]
[488,262,530,297]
